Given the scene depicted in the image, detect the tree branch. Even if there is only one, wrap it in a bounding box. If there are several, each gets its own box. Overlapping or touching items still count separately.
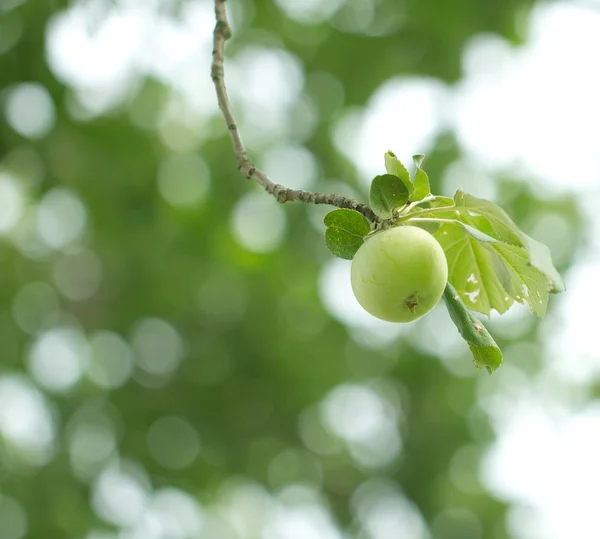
[210,0,378,223]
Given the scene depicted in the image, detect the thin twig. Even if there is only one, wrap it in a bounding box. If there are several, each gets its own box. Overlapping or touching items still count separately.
[210,0,378,222]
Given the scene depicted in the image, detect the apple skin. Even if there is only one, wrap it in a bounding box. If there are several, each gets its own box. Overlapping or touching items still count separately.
[351,225,448,323]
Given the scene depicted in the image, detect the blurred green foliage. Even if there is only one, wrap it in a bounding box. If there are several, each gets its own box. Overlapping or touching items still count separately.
[0,1,584,538]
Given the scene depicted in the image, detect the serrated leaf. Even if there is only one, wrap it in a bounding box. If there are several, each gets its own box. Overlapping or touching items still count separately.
[325,227,364,260]
[384,151,413,194]
[429,210,552,318]
[369,174,410,219]
[443,283,502,373]
[412,154,431,201]
[454,192,564,297]
[435,223,514,316]
[522,233,566,294]
[324,209,371,236]
[488,242,549,318]
[454,191,523,246]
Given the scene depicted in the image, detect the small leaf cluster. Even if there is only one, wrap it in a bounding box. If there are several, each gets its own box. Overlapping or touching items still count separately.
[324,151,565,373]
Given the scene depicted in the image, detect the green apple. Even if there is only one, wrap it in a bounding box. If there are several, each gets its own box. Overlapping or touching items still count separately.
[351,225,448,323]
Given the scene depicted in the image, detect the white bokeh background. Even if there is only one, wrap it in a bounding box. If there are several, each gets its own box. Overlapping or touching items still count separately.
[1,0,599,538]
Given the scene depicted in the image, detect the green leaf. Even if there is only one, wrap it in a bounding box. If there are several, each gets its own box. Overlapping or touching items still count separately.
[433,215,551,317]
[324,209,371,236]
[487,242,550,318]
[435,222,514,316]
[413,154,425,168]
[405,205,458,221]
[406,217,500,243]
[458,221,500,244]
[426,196,455,208]
[408,220,441,235]
[323,209,371,260]
[467,343,503,374]
[454,190,523,246]
[369,174,410,219]
[443,283,503,373]
[420,193,556,317]
[400,196,456,228]
[325,227,364,260]
[454,191,564,296]
[412,154,431,201]
[522,233,566,294]
[384,151,413,194]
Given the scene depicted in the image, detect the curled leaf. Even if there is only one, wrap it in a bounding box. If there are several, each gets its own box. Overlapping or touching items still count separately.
[443,283,502,373]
